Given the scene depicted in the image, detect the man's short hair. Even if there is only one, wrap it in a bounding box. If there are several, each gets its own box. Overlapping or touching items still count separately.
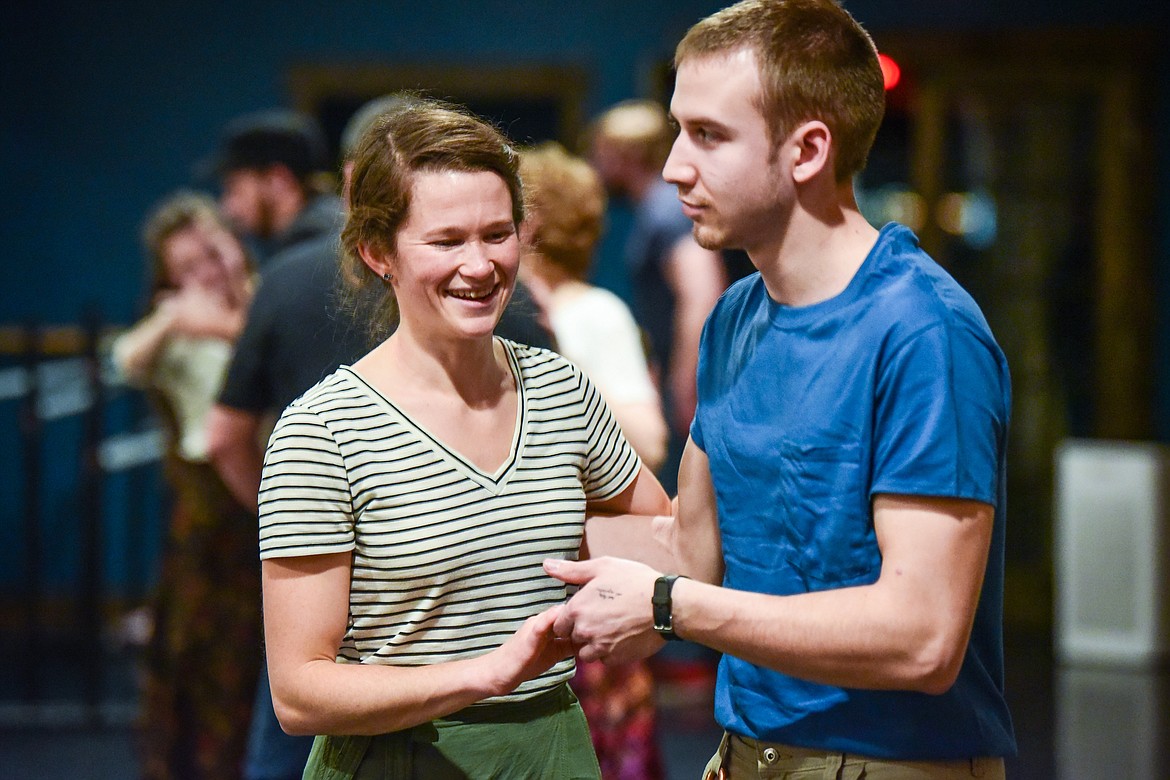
[206,109,331,182]
[676,0,885,180]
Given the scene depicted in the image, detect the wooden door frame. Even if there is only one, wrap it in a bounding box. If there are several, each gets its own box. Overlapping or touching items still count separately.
[878,28,1158,439]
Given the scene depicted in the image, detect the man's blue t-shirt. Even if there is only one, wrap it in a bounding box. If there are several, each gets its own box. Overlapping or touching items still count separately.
[691,223,1016,759]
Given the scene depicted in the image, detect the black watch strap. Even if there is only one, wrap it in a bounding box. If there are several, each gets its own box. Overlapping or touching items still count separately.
[652,574,687,641]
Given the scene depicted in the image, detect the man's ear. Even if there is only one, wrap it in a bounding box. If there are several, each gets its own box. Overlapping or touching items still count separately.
[790,120,832,184]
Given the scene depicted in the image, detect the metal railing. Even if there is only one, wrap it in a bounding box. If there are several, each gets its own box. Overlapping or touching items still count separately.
[1,317,165,726]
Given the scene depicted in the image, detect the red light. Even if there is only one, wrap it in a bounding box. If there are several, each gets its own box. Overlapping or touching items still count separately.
[878,53,901,91]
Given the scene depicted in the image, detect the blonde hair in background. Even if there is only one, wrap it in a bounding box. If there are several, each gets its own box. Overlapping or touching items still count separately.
[586,99,676,172]
[519,142,607,281]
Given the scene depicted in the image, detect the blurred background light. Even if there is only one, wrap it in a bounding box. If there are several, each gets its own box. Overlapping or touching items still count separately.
[878,52,902,91]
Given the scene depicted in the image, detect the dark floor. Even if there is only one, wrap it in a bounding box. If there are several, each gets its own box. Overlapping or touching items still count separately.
[1,636,1166,779]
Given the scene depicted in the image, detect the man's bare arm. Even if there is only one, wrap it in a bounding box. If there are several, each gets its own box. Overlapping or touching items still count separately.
[666,494,993,693]
[206,404,264,513]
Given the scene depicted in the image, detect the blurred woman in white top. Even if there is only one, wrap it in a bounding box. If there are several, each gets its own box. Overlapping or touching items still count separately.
[519,142,668,473]
[519,142,671,779]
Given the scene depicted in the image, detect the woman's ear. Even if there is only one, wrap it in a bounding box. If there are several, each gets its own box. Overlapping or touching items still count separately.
[357,242,393,279]
[790,120,832,184]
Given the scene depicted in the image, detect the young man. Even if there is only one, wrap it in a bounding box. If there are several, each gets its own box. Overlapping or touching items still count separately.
[546,1,1016,776]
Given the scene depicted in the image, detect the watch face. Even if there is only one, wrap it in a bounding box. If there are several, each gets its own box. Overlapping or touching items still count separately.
[653,575,677,638]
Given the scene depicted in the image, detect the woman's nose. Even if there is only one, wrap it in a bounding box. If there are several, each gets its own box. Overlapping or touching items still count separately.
[460,242,496,277]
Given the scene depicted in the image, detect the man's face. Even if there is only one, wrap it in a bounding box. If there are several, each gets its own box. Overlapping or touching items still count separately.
[220,168,277,239]
[663,49,789,254]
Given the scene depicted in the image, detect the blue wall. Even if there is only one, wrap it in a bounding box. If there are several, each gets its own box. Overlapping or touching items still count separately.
[4,0,1166,325]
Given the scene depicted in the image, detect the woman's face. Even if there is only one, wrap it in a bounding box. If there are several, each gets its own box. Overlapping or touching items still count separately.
[161,222,231,294]
[388,168,519,342]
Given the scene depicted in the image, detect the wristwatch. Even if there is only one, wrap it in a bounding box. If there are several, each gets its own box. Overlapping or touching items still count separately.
[652,574,687,641]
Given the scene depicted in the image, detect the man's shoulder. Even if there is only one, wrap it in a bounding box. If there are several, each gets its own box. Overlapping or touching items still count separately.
[264,230,339,275]
[867,226,994,338]
[708,272,762,319]
[275,194,344,252]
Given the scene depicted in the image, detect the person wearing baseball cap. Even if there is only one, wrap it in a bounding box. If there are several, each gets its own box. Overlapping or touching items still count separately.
[201,108,346,780]
[203,109,338,263]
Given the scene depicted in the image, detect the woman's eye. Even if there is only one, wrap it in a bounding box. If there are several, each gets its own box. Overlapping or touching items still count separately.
[486,231,514,244]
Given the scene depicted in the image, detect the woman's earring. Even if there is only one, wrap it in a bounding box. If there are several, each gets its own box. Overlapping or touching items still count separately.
[382,272,393,281]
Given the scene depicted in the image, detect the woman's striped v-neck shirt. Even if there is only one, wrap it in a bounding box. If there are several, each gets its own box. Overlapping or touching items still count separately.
[258,340,640,703]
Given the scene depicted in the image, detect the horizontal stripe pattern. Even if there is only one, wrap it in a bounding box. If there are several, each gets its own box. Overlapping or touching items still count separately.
[258,340,639,702]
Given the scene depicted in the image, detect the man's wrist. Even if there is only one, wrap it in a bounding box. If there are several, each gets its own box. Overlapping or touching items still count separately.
[652,574,687,641]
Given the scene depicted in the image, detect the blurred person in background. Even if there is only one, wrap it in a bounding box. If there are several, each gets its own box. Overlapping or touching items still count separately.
[111,191,258,779]
[258,98,673,779]
[587,99,727,495]
[520,141,667,471]
[519,140,668,779]
[203,108,351,780]
[208,109,341,264]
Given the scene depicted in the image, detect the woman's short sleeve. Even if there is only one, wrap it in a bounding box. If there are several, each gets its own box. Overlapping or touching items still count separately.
[258,404,356,559]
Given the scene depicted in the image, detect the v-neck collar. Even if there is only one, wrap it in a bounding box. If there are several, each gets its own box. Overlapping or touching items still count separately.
[340,340,525,494]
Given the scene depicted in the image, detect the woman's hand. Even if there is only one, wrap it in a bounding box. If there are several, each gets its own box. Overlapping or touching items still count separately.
[481,605,575,696]
[162,286,246,341]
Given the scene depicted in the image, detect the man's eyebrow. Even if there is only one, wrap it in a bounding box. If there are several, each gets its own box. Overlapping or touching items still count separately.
[675,114,729,132]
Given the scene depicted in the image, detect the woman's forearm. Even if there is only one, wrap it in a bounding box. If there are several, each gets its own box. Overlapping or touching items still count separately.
[581,511,677,573]
[263,556,571,736]
[110,307,176,384]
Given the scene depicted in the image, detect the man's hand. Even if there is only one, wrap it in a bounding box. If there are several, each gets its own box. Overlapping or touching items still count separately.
[543,557,665,664]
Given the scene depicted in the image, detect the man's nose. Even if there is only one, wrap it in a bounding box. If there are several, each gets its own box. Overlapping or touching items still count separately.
[662,136,693,186]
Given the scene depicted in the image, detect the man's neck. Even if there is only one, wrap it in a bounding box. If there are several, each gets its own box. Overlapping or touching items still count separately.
[755,205,879,308]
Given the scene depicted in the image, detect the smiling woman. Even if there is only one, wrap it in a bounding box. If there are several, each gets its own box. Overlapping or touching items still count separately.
[364,168,520,348]
[255,99,673,779]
